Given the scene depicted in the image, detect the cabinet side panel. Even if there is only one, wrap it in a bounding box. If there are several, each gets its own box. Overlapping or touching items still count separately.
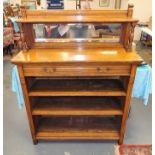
[119,64,137,144]
[17,65,37,144]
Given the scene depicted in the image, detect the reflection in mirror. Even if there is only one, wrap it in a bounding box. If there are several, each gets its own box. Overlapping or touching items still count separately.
[33,23,121,43]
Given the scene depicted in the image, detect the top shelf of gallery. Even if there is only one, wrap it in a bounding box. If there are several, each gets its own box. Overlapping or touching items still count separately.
[18,4,138,23]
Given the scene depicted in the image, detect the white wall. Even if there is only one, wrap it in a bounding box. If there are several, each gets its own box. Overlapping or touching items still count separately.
[121,0,152,22]
[9,0,21,5]
[3,0,10,2]
[8,0,115,10]
[120,0,128,9]
[121,0,152,41]
[8,0,152,18]
[64,0,115,10]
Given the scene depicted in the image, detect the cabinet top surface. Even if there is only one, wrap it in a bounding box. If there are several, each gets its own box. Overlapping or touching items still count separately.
[11,48,142,64]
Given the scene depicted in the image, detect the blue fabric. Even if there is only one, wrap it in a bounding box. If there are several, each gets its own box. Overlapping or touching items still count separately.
[12,66,24,109]
[8,17,20,33]
[132,64,152,106]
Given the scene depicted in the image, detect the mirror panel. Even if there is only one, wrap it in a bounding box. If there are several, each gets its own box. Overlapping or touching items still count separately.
[33,23,122,43]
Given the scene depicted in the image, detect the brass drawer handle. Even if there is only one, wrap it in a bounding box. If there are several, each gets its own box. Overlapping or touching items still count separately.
[96,67,102,72]
[96,67,110,73]
[44,68,57,73]
[106,67,110,72]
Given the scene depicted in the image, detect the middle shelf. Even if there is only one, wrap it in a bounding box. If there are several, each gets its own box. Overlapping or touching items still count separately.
[31,96,123,116]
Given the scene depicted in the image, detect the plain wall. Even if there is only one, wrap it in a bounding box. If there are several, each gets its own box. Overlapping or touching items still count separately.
[9,0,115,9]
[121,0,152,22]
[8,0,152,20]
[121,0,152,41]
[64,0,115,10]
[9,0,21,5]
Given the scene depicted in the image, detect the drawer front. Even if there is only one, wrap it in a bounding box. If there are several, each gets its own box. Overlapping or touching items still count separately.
[23,64,131,76]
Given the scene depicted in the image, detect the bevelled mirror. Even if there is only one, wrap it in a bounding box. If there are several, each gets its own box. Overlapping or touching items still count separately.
[33,23,122,43]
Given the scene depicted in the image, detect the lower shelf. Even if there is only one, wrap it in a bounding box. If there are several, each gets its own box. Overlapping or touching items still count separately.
[36,116,120,140]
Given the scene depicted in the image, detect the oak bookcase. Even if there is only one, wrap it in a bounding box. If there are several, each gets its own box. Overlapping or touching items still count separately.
[11,5,142,144]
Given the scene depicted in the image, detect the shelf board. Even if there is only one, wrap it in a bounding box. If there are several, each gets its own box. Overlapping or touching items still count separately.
[29,79,126,96]
[32,97,123,116]
[36,116,120,140]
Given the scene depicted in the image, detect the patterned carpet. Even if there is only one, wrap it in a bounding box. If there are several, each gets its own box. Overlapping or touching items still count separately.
[115,144,152,155]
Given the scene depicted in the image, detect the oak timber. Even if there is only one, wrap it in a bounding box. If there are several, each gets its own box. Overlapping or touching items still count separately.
[11,5,143,144]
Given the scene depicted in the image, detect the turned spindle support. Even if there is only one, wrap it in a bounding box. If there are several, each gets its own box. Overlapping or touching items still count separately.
[127,4,134,18]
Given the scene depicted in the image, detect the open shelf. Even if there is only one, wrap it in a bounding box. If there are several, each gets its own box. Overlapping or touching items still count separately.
[32,97,123,116]
[36,116,120,140]
[29,78,126,96]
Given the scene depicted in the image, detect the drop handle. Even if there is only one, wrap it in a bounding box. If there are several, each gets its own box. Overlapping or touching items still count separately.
[44,67,57,73]
[96,67,102,72]
[96,67,110,73]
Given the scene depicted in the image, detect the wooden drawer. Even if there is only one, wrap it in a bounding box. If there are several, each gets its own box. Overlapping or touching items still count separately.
[23,64,131,76]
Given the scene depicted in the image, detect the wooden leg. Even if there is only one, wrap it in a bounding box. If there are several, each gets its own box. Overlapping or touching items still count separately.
[118,140,122,145]
[33,139,38,145]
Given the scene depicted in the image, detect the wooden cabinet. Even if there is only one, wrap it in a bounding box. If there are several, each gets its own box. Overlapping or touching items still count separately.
[11,5,142,144]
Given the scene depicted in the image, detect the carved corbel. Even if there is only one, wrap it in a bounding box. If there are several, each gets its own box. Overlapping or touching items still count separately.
[125,22,137,51]
[16,23,29,51]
